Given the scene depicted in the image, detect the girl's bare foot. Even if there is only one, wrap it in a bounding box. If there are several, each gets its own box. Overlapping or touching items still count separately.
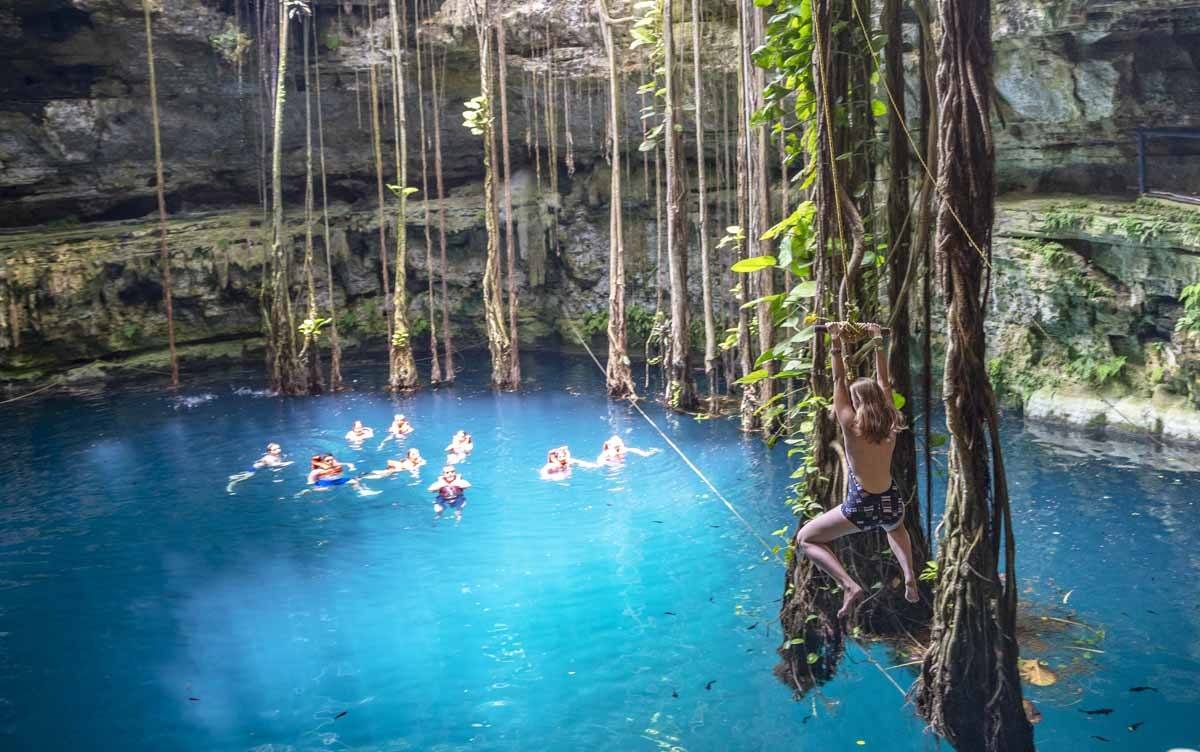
[838,584,865,620]
[905,580,920,603]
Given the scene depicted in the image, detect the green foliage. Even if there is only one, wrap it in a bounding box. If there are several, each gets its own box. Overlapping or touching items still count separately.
[387,184,419,199]
[1042,207,1085,232]
[298,316,331,339]
[754,0,818,189]
[919,560,939,583]
[46,215,80,230]
[627,305,657,345]
[210,23,252,65]
[461,96,489,137]
[409,316,430,339]
[324,33,341,51]
[1025,239,1110,301]
[1107,215,1173,244]
[1066,351,1127,387]
[571,311,609,340]
[118,321,143,345]
[1176,283,1200,336]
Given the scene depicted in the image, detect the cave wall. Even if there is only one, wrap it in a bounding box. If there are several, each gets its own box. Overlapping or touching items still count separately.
[1,0,1199,394]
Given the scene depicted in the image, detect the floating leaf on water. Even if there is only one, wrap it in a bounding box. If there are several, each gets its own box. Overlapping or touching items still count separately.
[1018,658,1057,687]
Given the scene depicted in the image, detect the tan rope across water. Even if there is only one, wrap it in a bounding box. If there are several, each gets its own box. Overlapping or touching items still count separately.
[566,318,784,566]
[565,320,908,697]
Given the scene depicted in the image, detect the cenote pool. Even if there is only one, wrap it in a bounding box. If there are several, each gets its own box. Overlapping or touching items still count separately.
[0,352,1197,751]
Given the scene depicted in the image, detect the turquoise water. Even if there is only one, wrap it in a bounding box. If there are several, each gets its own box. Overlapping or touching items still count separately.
[0,352,1196,751]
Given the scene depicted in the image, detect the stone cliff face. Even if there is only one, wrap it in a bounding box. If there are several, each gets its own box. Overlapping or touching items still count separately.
[1,0,1199,442]
[992,0,1200,193]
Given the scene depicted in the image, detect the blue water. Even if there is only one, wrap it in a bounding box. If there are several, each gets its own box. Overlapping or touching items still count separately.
[0,352,1196,751]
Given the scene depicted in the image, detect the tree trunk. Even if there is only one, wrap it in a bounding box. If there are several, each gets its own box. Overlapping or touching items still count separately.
[734,0,757,432]
[265,1,305,396]
[775,0,930,697]
[662,0,697,411]
[883,0,913,498]
[740,0,776,435]
[914,0,939,545]
[299,15,324,394]
[367,63,393,350]
[140,0,178,388]
[412,0,440,383]
[496,19,521,386]
[597,0,636,399]
[471,0,514,390]
[914,0,1033,748]
[386,0,418,391]
[430,45,454,383]
[312,12,344,391]
[691,0,717,413]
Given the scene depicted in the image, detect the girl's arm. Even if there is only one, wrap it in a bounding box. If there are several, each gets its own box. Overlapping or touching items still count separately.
[830,324,854,425]
[868,323,893,404]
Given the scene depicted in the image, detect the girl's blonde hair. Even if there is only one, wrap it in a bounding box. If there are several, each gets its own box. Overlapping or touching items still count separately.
[849,377,906,443]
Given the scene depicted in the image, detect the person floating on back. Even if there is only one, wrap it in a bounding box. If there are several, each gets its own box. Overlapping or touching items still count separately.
[794,322,919,621]
[595,434,659,466]
[445,430,474,464]
[540,445,594,480]
[429,465,471,520]
[345,420,374,445]
[367,447,427,479]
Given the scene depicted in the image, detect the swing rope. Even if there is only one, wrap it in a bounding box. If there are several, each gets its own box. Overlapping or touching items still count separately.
[565,319,908,697]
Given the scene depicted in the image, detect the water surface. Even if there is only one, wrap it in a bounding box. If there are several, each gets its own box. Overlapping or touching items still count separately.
[0,353,1196,751]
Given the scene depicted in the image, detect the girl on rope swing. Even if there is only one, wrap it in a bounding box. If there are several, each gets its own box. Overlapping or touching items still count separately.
[795,322,920,620]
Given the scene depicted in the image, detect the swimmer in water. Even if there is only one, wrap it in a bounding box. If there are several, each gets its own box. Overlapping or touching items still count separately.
[345,420,375,444]
[306,453,357,486]
[254,443,288,469]
[226,442,293,493]
[539,445,594,480]
[445,430,474,464]
[429,465,471,520]
[366,447,427,479]
[379,414,414,448]
[596,435,660,465]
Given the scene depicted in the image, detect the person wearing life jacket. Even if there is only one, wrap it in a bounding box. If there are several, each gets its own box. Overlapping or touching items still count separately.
[308,453,350,487]
[540,445,592,479]
[596,434,660,465]
[428,465,471,519]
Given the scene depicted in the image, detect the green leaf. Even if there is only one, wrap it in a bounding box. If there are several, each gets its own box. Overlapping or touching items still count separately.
[871,99,888,117]
[806,652,820,665]
[892,391,906,410]
[736,368,771,385]
[731,256,777,273]
[930,432,948,448]
[795,280,818,297]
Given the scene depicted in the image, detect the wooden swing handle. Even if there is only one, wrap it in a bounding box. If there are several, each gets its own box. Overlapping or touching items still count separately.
[814,323,892,335]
